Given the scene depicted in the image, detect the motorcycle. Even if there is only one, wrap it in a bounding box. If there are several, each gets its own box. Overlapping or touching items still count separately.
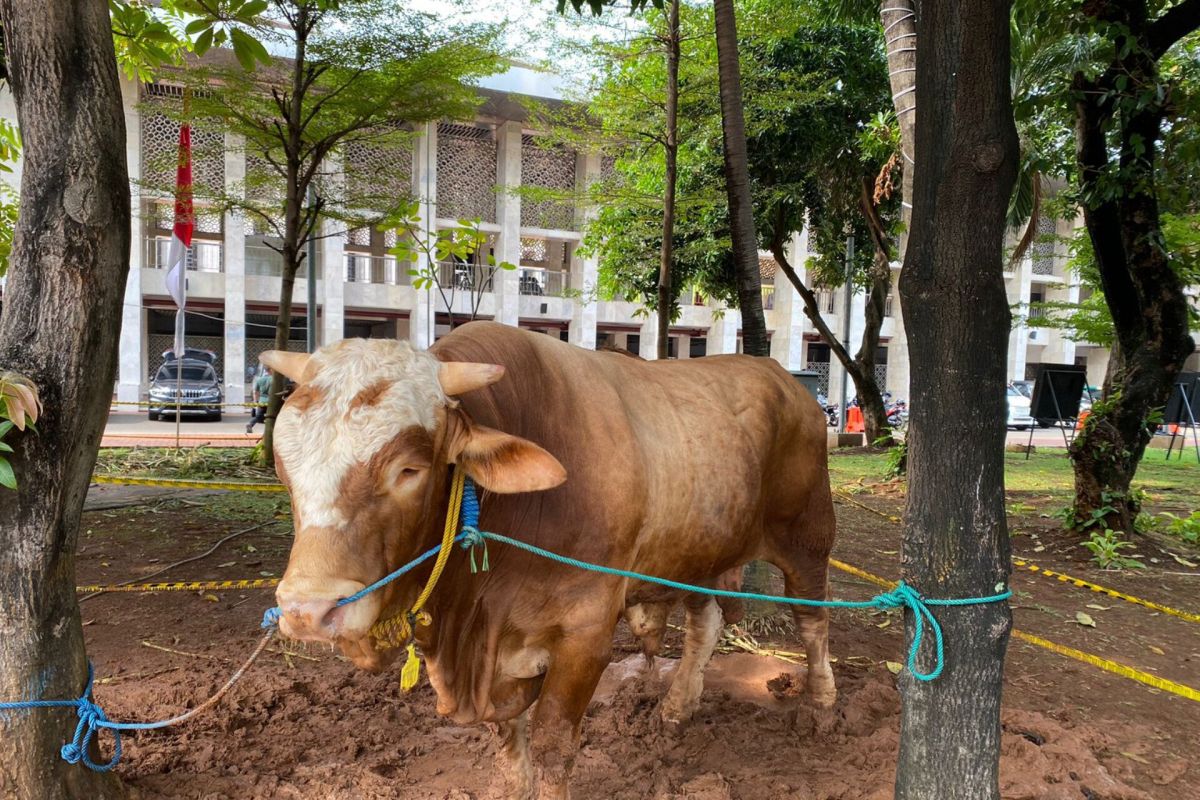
[816,392,839,427]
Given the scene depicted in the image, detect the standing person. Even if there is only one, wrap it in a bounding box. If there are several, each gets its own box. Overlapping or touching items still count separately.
[246,366,273,433]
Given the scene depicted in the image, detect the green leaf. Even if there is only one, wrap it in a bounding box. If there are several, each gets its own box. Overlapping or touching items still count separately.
[229,27,268,71]
[0,441,12,453]
[0,457,15,490]
[194,27,215,57]
[185,18,212,35]
[0,420,13,438]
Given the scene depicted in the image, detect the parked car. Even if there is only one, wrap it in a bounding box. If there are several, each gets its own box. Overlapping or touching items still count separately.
[1006,383,1034,430]
[148,348,222,421]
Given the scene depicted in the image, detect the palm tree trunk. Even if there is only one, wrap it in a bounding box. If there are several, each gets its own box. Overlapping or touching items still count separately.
[880,0,916,256]
[0,0,130,794]
[713,0,768,356]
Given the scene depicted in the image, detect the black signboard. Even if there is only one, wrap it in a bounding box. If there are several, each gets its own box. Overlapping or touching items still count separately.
[1164,372,1200,425]
[1029,363,1088,423]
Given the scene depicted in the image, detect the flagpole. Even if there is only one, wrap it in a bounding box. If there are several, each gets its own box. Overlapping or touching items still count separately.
[175,310,184,449]
[168,91,194,451]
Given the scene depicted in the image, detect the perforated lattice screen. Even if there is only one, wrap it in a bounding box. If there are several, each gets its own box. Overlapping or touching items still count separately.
[344,135,412,212]
[520,237,547,265]
[521,135,576,230]
[806,361,830,395]
[140,103,225,197]
[437,123,496,223]
[874,364,888,389]
[1031,213,1057,275]
[243,154,285,236]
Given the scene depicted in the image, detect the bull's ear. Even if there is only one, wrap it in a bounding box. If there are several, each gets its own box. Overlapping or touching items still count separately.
[261,350,313,384]
[451,422,566,494]
[438,362,505,397]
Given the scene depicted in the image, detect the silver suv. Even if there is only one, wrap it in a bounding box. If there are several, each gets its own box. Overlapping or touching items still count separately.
[148,349,223,421]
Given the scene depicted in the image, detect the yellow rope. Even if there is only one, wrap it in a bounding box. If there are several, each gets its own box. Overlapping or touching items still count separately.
[368,470,466,690]
[76,578,279,594]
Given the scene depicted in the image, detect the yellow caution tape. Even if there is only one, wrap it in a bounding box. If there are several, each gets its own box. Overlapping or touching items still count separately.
[827,558,1200,703]
[1011,558,1200,624]
[833,490,1199,625]
[91,475,286,492]
[1009,630,1200,702]
[76,577,280,594]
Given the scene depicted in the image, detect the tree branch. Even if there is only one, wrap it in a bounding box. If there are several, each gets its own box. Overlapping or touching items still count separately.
[1148,0,1200,59]
[767,216,857,374]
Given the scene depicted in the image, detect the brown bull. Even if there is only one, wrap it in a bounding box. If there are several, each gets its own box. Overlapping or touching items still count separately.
[265,321,836,799]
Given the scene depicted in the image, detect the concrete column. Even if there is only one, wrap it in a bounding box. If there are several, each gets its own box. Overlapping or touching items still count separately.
[321,215,345,346]
[568,150,599,349]
[494,120,522,327]
[885,265,910,399]
[223,133,247,407]
[676,334,690,359]
[827,283,868,410]
[769,229,808,371]
[117,79,145,403]
[409,121,437,348]
[638,313,661,360]
[707,306,741,355]
[1008,259,1032,381]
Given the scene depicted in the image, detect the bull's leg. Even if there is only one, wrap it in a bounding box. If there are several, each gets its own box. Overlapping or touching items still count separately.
[495,711,534,800]
[529,639,612,800]
[780,556,837,708]
[660,596,722,723]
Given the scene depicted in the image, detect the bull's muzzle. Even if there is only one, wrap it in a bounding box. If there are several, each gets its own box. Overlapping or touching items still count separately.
[275,577,379,644]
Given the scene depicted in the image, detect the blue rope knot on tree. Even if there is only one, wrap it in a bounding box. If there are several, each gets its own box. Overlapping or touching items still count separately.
[869,581,947,681]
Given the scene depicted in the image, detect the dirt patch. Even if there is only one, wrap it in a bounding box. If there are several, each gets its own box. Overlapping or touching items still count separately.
[66,494,1200,798]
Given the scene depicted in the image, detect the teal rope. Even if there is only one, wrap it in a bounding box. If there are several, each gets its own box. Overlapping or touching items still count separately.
[460,527,1009,682]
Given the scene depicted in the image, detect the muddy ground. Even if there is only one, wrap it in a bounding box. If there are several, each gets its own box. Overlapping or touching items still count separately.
[73,469,1199,799]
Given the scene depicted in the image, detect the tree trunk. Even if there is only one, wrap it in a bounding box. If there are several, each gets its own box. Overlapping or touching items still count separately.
[1066,2,1198,534]
[0,0,130,795]
[261,10,310,465]
[768,229,892,445]
[712,0,768,357]
[261,261,298,465]
[895,1,1017,797]
[656,0,680,361]
[880,0,916,256]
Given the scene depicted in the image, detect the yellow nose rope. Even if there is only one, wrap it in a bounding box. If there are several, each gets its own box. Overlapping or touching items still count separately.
[368,468,467,691]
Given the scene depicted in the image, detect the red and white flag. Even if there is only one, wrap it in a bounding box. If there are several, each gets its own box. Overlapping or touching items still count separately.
[165,121,193,356]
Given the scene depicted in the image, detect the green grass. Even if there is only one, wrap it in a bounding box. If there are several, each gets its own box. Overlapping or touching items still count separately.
[95,446,274,482]
[829,446,1200,507]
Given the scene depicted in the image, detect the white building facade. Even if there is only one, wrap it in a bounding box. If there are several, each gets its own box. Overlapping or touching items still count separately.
[2,68,1196,411]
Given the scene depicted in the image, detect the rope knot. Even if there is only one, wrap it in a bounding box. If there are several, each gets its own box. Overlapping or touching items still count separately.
[261,606,282,629]
[460,525,490,573]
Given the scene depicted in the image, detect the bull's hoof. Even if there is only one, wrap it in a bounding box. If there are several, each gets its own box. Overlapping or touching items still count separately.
[807,671,837,709]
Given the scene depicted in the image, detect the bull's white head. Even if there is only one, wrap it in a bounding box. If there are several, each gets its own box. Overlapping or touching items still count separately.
[264,338,565,669]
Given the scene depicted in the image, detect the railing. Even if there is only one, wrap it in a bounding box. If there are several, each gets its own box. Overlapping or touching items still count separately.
[144,237,223,273]
[884,295,894,318]
[518,267,567,298]
[344,253,407,285]
[436,261,496,294]
[244,243,311,279]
